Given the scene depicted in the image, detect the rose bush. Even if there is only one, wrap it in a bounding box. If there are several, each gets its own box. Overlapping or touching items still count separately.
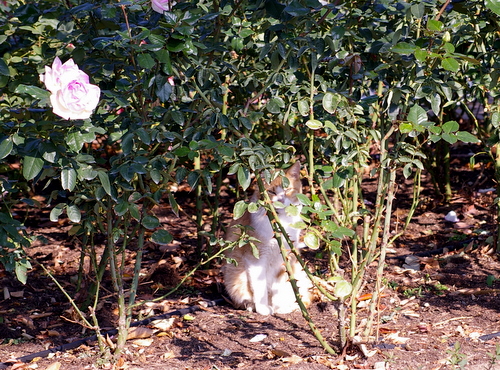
[40,57,101,120]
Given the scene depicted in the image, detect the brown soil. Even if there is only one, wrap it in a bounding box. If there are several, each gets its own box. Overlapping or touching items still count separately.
[1,160,500,370]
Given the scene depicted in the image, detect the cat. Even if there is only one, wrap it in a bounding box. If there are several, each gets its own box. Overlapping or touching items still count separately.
[222,162,312,315]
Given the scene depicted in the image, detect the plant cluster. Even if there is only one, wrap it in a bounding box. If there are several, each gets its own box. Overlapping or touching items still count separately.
[1,0,499,361]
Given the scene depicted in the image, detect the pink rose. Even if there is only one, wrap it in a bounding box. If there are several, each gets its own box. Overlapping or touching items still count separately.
[151,0,175,14]
[40,57,100,120]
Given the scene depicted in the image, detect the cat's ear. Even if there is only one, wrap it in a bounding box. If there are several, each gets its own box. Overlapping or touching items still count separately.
[285,161,301,180]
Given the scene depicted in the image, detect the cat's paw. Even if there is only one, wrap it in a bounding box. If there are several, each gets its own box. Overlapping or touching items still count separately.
[254,304,273,315]
[273,303,298,314]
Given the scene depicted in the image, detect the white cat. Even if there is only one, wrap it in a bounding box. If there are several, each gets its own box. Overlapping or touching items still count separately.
[222,162,312,315]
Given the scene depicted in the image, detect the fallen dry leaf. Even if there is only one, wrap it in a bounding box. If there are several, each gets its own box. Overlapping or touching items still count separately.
[10,290,25,298]
[10,362,29,370]
[270,349,290,358]
[131,338,154,347]
[281,354,302,364]
[249,334,267,342]
[161,351,175,360]
[385,331,410,344]
[420,257,439,269]
[44,362,61,370]
[44,330,61,337]
[127,326,154,340]
[151,318,175,331]
[105,334,115,349]
[3,286,10,300]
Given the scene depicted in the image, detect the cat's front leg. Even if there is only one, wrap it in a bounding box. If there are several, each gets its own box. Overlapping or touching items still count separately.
[245,257,273,315]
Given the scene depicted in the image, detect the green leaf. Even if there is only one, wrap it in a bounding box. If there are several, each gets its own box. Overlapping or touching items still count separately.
[67,204,81,223]
[0,58,9,76]
[334,280,352,299]
[15,261,29,285]
[156,81,172,103]
[248,202,259,213]
[441,57,459,72]
[441,132,457,144]
[403,163,412,178]
[285,204,299,217]
[237,166,251,191]
[492,112,500,129]
[429,94,441,116]
[399,122,413,134]
[168,192,179,217]
[114,200,129,216]
[128,203,141,220]
[22,154,44,180]
[0,137,13,159]
[455,131,480,143]
[151,229,173,245]
[304,231,320,250]
[414,48,428,62]
[427,19,443,31]
[66,132,85,152]
[289,221,307,229]
[407,105,428,126]
[297,99,309,116]
[322,92,341,114]
[49,203,65,222]
[120,164,136,182]
[40,142,57,163]
[442,120,459,134]
[142,215,160,230]
[174,146,190,157]
[266,97,285,114]
[273,201,285,209]
[97,171,112,196]
[486,0,500,16]
[61,167,77,191]
[392,42,417,54]
[296,193,311,206]
[233,200,247,219]
[137,53,156,69]
[306,119,323,130]
[15,84,51,100]
[486,274,496,287]
[337,226,355,238]
[443,42,455,54]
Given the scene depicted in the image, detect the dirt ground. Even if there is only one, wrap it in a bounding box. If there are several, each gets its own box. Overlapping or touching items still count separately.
[1,155,500,370]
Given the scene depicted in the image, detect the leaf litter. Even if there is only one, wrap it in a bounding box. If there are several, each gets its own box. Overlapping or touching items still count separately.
[2,172,500,369]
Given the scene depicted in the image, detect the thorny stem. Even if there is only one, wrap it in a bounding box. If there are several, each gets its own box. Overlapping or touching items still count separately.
[307,66,316,195]
[256,176,337,355]
[194,155,204,255]
[128,226,146,312]
[38,261,108,354]
[349,123,396,338]
[37,262,94,330]
[106,201,127,357]
[364,167,397,338]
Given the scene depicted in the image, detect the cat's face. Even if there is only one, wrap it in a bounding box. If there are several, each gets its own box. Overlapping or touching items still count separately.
[263,162,302,207]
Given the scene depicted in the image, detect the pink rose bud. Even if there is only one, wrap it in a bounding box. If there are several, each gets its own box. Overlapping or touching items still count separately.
[151,0,175,14]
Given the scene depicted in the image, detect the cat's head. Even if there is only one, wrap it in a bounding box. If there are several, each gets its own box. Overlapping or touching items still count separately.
[258,161,302,207]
